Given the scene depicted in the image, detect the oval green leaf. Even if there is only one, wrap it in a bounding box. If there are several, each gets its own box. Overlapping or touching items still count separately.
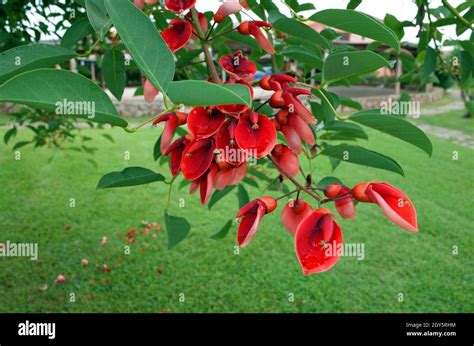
[168,81,252,107]
[349,109,433,156]
[105,0,174,94]
[319,144,405,176]
[165,211,191,250]
[61,17,94,49]
[0,44,76,84]
[102,49,126,101]
[323,51,392,83]
[210,220,233,240]
[310,9,400,53]
[97,166,165,189]
[273,18,331,50]
[85,0,112,40]
[0,69,126,127]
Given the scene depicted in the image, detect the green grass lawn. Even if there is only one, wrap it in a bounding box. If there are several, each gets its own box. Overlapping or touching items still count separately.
[415,109,474,137]
[0,113,473,313]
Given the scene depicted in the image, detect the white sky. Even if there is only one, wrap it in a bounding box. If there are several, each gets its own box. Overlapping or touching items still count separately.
[196,0,470,43]
[36,0,470,43]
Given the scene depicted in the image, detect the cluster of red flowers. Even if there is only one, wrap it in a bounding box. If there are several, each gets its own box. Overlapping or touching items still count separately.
[134,0,419,275]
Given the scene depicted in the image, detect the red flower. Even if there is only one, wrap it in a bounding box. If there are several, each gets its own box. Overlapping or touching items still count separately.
[187,107,227,139]
[162,19,193,52]
[238,21,275,55]
[214,162,247,190]
[152,112,188,154]
[189,164,218,204]
[216,119,246,166]
[281,198,313,236]
[295,208,343,275]
[186,11,208,39]
[236,196,277,247]
[180,137,216,180]
[235,112,277,158]
[324,184,356,220]
[352,182,418,232]
[214,0,242,23]
[165,136,190,176]
[240,0,250,10]
[134,0,145,9]
[144,79,159,104]
[164,0,196,13]
[271,88,316,125]
[271,144,299,178]
[219,51,257,82]
[217,80,253,116]
[260,74,297,91]
[274,109,315,154]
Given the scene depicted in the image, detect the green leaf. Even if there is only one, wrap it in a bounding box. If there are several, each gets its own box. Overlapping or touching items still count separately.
[4,127,17,144]
[349,109,433,156]
[339,96,362,110]
[347,0,362,10]
[208,186,236,210]
[237,185,250,209]
[85,0,112,40]
[210,220,233,240]
[165,211,191,250]
[105,0,174,94]
[280,46,323,69]
[320,144,405,176]
[61,17,94,49]
[423,47,437,80]
[0,69,127,128]
[310,9,400,53]
[12,141,31,150]
[384,14,404,40]
[153,135,162,161]
[168,81,252,107]
[460,50,473,87]
[323,51,392,83]
[97,166,165,189]
[273,18,331,50]
[0,44,76,84]
[316,176,343,189]
[324,121,368,140]
[102,49,126,101]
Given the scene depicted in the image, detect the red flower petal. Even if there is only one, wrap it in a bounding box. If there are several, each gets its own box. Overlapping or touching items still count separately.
[214,1,242,23]
[281,198,313,236]
[216,119,247,166]
[335,187,356,220]
[237,200,266,247]
[144,79,159,104]
[366,182,418,232]
[181,138,216,180]
[281,124,302,154]
[248,23,275,55]
[162,19,192,52]
[288,113,316,145]
[199,165,218,205]
[283,92,316,125]
[272,144,299,178]
[214,163,247,190]
[235,112,276,158]
[164,0,196,13]
[188,107,226,139]
[219,51,257,81]
[295,209,343,275]
[165,137,189,176]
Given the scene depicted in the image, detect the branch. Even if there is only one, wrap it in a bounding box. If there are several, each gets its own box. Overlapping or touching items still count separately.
[441,0,473,29]
[190,8,222,83]
[268,155,321,201]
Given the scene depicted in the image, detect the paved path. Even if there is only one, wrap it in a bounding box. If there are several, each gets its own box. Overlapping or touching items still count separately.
[417,124,474,149]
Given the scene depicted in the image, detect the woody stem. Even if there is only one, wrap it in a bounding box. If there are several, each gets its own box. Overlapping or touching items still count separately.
[191,8,221,83]
[320,193,353,205]
[276,189,299,201]
[268,155,322,201]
